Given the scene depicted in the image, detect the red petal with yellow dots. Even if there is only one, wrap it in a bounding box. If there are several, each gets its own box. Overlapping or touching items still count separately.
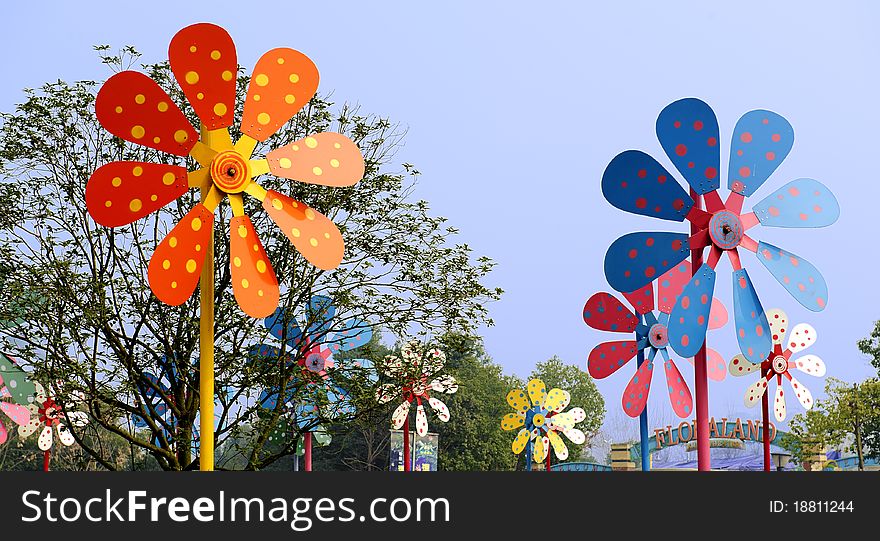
[147,204,213,306]
[266,132,365,187]
[169,23,237,130]
[86,161,188,227]
[95,71,198,156]
[229,216,280,317]
[262,190,343,270]
[241,48,319,141]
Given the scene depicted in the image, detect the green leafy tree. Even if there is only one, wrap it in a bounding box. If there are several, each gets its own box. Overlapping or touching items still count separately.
[0,47,500,470]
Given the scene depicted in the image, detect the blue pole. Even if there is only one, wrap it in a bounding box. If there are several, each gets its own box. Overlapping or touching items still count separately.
[525,439,533,471]
[637,319,650,472]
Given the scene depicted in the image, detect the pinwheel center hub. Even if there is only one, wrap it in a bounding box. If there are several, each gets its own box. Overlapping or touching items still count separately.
[648,323,669,348]
[305,352,326,373]
[532,413,546,428]
[771,355,788,375]
[708,211,744,250]
[39,398,61,425]
[210,150,250,194]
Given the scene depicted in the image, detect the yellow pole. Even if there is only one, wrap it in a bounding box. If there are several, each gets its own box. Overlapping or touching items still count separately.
[199,124,215,471]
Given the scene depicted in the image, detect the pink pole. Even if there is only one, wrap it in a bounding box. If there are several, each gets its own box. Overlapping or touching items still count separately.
[403,419,411,471]
[43,450,50,472]
[762,391,771,471]
[690,189,710,472]
[304,432,313,472]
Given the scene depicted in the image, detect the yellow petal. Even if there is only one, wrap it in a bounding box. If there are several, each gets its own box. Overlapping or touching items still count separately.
[500,412,525,431]
[527,379,546,408]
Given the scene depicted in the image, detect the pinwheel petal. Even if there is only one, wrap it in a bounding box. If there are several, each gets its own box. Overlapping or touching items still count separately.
[582,293,639,332]
[533,435,548,463]
[765,308,789,346]
[306,295,336,338]
[512,427,530,455]
[601,150,694,220]
[657,260,691,314]
[527,379,547,408]
[57,423,75,446]
[168,23,237,130]
[264,307,304,346]
[0,353,36,405]
[267,132,365,187]
[430,375,458,394]
[415,404,428,436]
[728,110,794,197]
[552,390,571,413]
[262,189,344,270]
[38,425,53,450]
[0,401,30,426]
[708,298,728,330]
[428,397,450,422]
[547,430,569,460]
[728,354,761,377]
[0,421,6,444]
[34,382,47,404]
[744,378,769,408]
[656,97,721,195]
[391,401,410,429]
[241,48,320,141]
[752,179,839,228]
[622,283,655,316]
[787,323,817,353]
[587,340,638,379]
[701,347,727,381]
[18,418,40,439]
[757,242,829,312]
[500,412,525,431]
[569,407,586,424]
[230,216,279,318]
[794,354,825,377]
[328,318,373,353]
[668,264,716,358]
[774,384,787,421]
[95,71,198,156]
[506,389,529,414]
[562,427,586,445]
[86,162,188,227]
[543,388,568,413]
[147,204,213,306]
[732,269,772,364]
[67,411,89,428]
[604,232,690,293]
[376,384,396,404]
[789,376,814,410]
[622,357,654,417]
[663,355,693,418]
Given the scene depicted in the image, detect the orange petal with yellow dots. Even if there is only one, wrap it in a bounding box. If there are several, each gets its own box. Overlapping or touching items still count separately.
[266,132,365,187]
[169,23,237,130]
[86,161,188,227]
[229,216,280,317]
[147,204,213,306]
[95,71,198,156]
[262,190,343,270]
[241,48,319,142]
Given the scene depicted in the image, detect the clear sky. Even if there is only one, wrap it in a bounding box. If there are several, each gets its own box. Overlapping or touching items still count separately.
[2,0,878,434]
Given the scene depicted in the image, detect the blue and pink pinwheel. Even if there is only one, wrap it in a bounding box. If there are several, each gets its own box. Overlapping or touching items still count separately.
[603,98,838,366]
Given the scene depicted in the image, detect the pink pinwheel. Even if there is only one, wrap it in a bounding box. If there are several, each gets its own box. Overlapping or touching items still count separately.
[0,375,30,444]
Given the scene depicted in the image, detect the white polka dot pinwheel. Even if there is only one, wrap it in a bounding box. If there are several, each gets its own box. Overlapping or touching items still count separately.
[729,309,825,421]
[18,383,89,452]
[376,340,457,437]
[85,22,365,318]
[501,379,586,468]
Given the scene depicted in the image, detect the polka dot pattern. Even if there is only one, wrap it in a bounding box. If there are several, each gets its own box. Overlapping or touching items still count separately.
[582,292,639,332]
[262,189,344,270]
[511,427,530,455]
[668,263,716,358]
[774,385,787,421]
[752,178,840,228]
[500,412,525,431]
[656,98,721,195]
[543,388,568,413]
[789,375,814,411]
[663,356,692,417]
[328,319,373,353]
[86,162,188,227]
[527,379,547,408]
[728,109,794,197]
[743,378,769,408]
[242,48,320,141]
[604,232,690,293]
[765,308,788,347]
[787,323,817,354]
[506,389,530,414]
[756,241,828,312]
[229,215,279,318]
[731,268,772,364]
[547,429,569,460]
[147,204,213,306]
[601,150,694,221]
[587,340,638,379]
[622,357,653,417]
[428,397,450,422]
[727,353,760,377]
[622,282,655,316]
[95,70,198,157]
[391,401,410,430]
[168,23,237,130]
[415,404,429,436]
[267,132,366,187]
[704,347,727,381]
[656,260,691,314]
[0,353,37,404]
[794,354,826,377]
[708,298,728,330]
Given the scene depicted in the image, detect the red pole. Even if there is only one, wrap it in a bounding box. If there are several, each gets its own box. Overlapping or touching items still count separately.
[762,391,771,471]
[403,419,411,471]
[545,450,551,472]
[43,450,50,472]
[690,189,711,472]
[304,431,312,472]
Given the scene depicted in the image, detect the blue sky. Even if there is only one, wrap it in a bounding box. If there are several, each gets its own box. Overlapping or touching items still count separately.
[2,0,878,434]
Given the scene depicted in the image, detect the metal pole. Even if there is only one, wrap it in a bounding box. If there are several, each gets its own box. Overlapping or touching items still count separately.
[199,125,215,472]
[403,419,411,471]
[637,349,650,472]
[304,431,312,472]
[762,389,771,472]
[545,448,551,471]
[525,439,533,472]
[43,450,50,472]
[690,188,710,471]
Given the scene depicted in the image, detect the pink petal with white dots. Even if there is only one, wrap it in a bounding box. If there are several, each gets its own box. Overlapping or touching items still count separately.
[728,353,760,377]
[706,348,727,381]
[38,425,53,450]
[391,401,409,429]
[415,404,429,437]
[765,308,789,347]
[663,357,693,418]
[0,401,31,426]
[708,298,728,330]
[787,323,817,353]
[794,354,826,377]
[789,375,814,410]
[622,358,653,418]
[774,385,787,422]
[0,420,6,444]
[428,397,450,422]
[744,378,769,408]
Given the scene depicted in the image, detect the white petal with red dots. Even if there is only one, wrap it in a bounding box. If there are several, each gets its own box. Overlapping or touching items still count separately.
[38,425,53,450]
[774,385,787,421]
[428,397,450,422]
[562,427,586,445]
[789,376,814,410]
[787,323,817,353]
[794,354,826,377]
[391,401,409,429]
[744,378,769,407]
[729,354,761,377]
[415,404,429,436]
[430,375,458,394]
[57,423,75,446]
[376,384,396,404]
[18,418,40,438]
[765,308,789,347]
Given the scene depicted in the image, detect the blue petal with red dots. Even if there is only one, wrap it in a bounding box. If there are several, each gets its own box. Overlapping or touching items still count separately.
[657,259,692,314]
[622,351,654,417]
[588,340,639,379]
[604,232,690,293]
[656,98,721,195]
[328,318,373,353]
[668,263,716,358]
[752,178,840,228]
[728,110,794,197]
[264,307,305,347]
[755,241,829,312]
[602,150,694,221]
[622,282,655,315]
[732,268,772,363]
[583,293,639,332]
[306,295,336,340]
[660,349,692,418]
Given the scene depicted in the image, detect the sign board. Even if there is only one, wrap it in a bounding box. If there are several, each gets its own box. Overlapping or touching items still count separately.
[389,430,439,471]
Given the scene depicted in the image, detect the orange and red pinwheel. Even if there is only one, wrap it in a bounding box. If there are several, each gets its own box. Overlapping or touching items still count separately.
[86,23,365,317]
